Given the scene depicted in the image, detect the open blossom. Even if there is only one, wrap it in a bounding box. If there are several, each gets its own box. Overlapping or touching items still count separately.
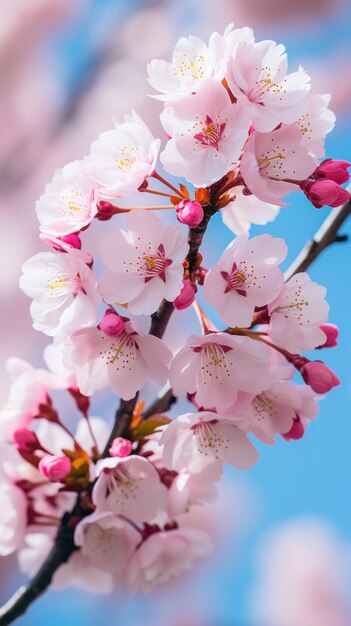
[234,382,318,445]
[126,527,213,593]
[161,411,259,475]
[20,249,100,337]
[0,480,27,556]
[160,79,249,187]
[240,125,317,205]
[226,39,310,132]
[98,210,188,315]
[268,273,329,353]
[168,472,217,518]
[221,187,280,235]
[87,111,160,198]
[74,512,140,574]
[170,332,277,412]
[295,94,335,158]
[204,234,287,327]
[93,456,168,523]
[36,160,97,237]
[63,319,172,399]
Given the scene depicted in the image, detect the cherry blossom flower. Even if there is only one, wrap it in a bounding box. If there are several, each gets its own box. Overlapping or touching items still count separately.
[87,111,160,198]
[168,472,217,518]
[53,551,114,594]
[233,382,318,445]
[160,79,249,187]
[62,319,172,399]
[74,511,140,574]
[221,187,280,235]
[93,456,168,523]
[294,93,336,158]
[0,357,60,441]
[226,39,311,132]
[126,527,213,593]
[36,160,97,237]
[147,24,252,101]
[160,411,259,476]
[204,234,287,327]
[98,210,188,315]
[0,479,27,556]
[169,332,277,413]
[268,273,329,353]
[240,125,317,205]
[20,249,100,337]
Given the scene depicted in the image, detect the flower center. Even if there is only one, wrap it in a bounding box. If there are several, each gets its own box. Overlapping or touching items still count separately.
[194,115,226,150]
[115,146,138,172]
[220,262,249,296]
[141,244,173,283]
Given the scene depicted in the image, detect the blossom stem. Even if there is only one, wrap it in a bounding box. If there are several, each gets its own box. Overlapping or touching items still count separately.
[152,171,189,199]
[139,187,182,201]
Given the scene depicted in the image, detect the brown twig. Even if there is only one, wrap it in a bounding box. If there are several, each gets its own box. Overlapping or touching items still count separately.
[284,199,351,281]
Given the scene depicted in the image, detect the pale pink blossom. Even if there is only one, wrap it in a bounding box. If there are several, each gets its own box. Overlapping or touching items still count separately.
[221,186,280,235]
[98,210,188,315]
[36,160,97,237]
[18,530,56,577]
[233,382,317,445]
[160,412,259,476]
[268,273,329,352]
[240,125,317,205]
[147,25,250,100]
[87,111,160,198]
[20,249,101,337]
[168,472,217,518]
[0,479,27,556]
[0,357,58,441]
[295,94,336,158]
[170,332,277,413]
[53,551,114,594]
[74,511,140,574]
[160,79,249,187]
[204,234,287,327]
[226,40,311,132]
[283,385,320,441]
[62,320,172,400]
[93,455,168,523]
[126,527,213,593]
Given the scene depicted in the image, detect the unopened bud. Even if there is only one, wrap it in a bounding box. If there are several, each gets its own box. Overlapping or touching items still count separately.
[99,310,125,336]
[173,280,197,310]
[176,200,204,227]
[318,323,339,348]
[315,159,351,185]
[109,437,133,458]
[39,455,71,482]
[300,360,340,393]
[301,179,350,208]
[13,428,41,453]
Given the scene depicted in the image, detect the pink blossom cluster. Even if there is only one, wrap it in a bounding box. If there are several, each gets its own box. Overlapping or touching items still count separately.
[0,23,345,597]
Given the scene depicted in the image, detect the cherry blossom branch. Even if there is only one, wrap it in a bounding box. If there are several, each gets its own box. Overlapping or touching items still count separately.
[284,198,351,281]
[143,385,176,419]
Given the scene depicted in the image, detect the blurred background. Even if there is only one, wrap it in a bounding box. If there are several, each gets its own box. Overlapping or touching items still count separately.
[0,0,350,624]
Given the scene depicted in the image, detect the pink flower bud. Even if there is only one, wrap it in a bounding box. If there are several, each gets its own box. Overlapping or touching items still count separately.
[99,310,125,336]
[109,437,133,458]
[39,455,71,482]
[58,234,82,250]
[173,280,197,310]
[315,159,351,185]
[13,428,40,453]
[318,323,339,348]
[176,200,204,227]
[283,417,305,441]
[96,201,117,221]
[302,179,350,208]
[300,360,340,393]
